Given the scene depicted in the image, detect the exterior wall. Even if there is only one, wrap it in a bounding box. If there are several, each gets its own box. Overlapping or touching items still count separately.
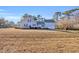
[17,16,37,28]
[45,23,55,29]
[37,21,45,28]
[19,21,29,28]
[18,20,55,29]
[37,24,45,28]
[70,10,79,16]
[17,16,55,29]
[19,20,37,28]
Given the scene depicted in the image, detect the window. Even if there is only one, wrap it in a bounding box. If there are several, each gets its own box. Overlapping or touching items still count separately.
[33,24,36,26]
[24,24,25,26]
[24,24,28,27]
[28,18,31,22]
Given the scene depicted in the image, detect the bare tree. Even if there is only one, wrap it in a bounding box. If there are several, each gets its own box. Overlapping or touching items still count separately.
[0,17,6,28]
[56,18,76,30]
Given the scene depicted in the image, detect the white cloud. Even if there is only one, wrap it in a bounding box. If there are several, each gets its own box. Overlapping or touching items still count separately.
[0,12,10,15]
[0,12,15,15]
[0,9,6,11]
[0,11,22,23]
[5,16,20,19]
[5,16,21,23]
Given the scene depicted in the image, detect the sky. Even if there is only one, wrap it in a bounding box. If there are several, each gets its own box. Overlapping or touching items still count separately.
[0,6,79,23]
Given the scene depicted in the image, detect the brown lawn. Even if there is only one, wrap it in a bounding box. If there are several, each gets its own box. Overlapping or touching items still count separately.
[0,28,79,53]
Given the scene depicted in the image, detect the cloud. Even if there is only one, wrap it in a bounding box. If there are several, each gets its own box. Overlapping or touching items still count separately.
[0,12,15,15]
[0,11,22,23]
[5,16,21,23]
[0,9,6,11]
[0,12,10,15]
[5,16,20,20]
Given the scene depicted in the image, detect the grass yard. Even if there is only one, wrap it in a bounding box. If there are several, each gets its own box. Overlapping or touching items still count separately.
[0,28,79,53]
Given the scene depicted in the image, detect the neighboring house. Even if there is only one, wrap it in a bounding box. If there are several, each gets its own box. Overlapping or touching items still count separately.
[62,10,79,20]
[70,10,79,21]
[17,15,55,29]
[57,10,79,29]
[37,21,45,28]
[44,20,55,29]
[17,16,37,28]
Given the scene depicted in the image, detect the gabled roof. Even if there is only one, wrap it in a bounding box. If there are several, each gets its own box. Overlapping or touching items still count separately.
[44,20,55,23]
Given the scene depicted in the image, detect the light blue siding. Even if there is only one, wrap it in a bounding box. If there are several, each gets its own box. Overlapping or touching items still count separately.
[45,23,55,29]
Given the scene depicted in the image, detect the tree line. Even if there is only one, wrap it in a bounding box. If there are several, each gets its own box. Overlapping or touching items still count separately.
[0,17,15,28]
